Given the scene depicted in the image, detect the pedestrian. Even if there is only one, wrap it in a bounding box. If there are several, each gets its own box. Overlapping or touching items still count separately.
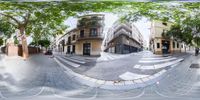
[195,48,199,56]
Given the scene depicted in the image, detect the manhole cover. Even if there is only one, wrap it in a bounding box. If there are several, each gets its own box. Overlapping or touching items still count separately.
[190,64,200,68]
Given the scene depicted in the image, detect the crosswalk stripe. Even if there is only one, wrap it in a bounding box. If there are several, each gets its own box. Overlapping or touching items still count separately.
[142,55,163,57]
[62,56,86,64]
[141,56,172,60]
[119,71,149,80]
[134,58,183,70]
[56,56,80,68]
[154,58,183,69]
[139,57,177,63]
[68,56,94,62]
[134,65,141,69]
[140,65,155,70]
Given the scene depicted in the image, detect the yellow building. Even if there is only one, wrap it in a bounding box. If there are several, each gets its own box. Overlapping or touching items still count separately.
[55,14,104,56]
[149,21,185,55]
[75,14,104,56]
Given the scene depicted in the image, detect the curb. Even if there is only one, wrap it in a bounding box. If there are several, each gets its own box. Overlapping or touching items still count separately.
[54,57,183,90]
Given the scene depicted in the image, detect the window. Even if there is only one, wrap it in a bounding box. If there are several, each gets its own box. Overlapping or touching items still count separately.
[157,43,160,48]
[90,28,97,36]
[173,41,175,48]
[72,35,76,40]
[61,40,65,46]
[68,36,71,44]
[80,30,84,37]
[177,43,179,48]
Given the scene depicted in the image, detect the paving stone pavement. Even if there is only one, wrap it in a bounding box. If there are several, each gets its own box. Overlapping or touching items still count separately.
[53,51,190,90]
[54,51,188,80]
[0,52,200,100]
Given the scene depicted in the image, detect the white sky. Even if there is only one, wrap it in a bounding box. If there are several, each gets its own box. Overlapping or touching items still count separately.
[64,13,150,47]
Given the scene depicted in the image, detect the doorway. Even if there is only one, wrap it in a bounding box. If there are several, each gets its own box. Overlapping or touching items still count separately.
[67,46,70,54]
[162,40,170,54]
[83,43,91,56]
[72,45,75,53]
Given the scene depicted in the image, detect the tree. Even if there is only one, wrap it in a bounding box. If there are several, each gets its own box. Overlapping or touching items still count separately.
[0,18,15,39]
[0,1,125,59]
[0,1,199,59]
[164,14,200,47]
[119,2,200,47]
[0,38,3,46]
[38,39,50,50]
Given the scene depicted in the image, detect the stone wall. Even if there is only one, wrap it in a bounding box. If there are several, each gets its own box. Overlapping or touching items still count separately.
[1,44,40,57]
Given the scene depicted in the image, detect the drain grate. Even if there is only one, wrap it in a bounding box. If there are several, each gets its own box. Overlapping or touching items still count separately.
[190,64,200,68]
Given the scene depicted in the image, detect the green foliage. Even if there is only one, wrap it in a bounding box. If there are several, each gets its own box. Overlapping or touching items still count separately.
[29,41,36,46]
[0,1,199,48]
[165,14,200,47]
[0,19,15,39]
[38,39,50,49]
[0,37,3,46]
[13,36,19,44]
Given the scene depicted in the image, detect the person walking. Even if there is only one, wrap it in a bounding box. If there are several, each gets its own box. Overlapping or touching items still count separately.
[195,47,199,56]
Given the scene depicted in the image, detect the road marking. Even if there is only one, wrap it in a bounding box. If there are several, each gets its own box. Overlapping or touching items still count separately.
[134,59,183,70]
[119,72,149,80]
[32,86,45,97]
[139,57,177,63]
[104,88,145,99]
[130,88,145,98]
[62,56,86,64]
[0,91,7,99]
[140,65,155,70]
[133,65,141,69]
[153,86,173,98]
[141,56,172,60]
[53,87,98,100]
[154,58,183,69]
[56,56,80,68]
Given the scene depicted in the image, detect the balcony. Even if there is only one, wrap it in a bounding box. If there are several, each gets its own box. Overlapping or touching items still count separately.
[77,34,103,41]
[113,29,132,38]
[77,21,104,28]
[66,41,71,45]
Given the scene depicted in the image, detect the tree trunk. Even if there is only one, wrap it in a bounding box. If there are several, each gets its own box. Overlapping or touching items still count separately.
[19,27,29,59]
[36,41,39,53]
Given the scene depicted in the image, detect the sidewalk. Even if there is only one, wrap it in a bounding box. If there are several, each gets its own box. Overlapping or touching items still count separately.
[53,51,190,90]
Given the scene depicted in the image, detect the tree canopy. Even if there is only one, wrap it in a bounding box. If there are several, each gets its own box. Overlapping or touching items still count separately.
[0,1,199,57]
[0,37,3,46]
[0,2,199,39]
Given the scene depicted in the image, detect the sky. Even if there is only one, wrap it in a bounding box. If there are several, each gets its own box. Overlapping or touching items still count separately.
[64,13,151,47]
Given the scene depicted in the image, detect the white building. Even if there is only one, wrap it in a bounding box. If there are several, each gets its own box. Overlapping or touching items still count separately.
[104,20,144,54]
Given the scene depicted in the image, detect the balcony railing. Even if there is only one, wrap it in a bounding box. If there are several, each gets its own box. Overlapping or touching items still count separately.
[77,34,103,40]
[113,29,132,38]
[77,21,103,28]
[66,41,71,45]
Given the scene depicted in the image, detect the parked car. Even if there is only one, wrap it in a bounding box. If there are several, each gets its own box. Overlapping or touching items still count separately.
[44,50,52,55]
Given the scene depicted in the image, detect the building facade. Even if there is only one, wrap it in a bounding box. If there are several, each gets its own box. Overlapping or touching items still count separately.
[75,14,104,56]
[149,21,186,55]
[53,14,104,56]
[104,21,143,54]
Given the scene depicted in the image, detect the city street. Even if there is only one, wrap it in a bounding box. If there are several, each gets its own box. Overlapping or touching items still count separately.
[0,1,199,100]
[0,51,199,100]
[54,51,187,81]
